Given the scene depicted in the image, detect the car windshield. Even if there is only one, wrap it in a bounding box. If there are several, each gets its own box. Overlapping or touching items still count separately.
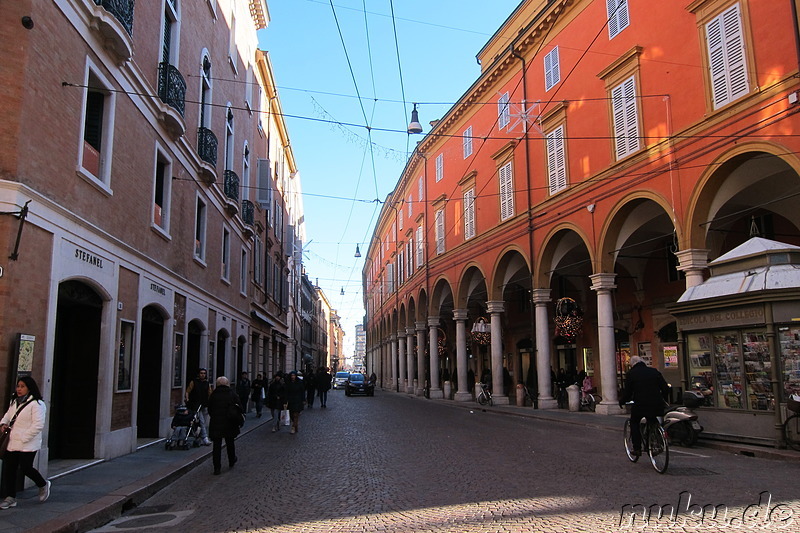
[336,372,349,378]
[348,374,364,382]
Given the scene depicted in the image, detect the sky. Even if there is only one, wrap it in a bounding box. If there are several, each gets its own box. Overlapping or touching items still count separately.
[259,0,522,360]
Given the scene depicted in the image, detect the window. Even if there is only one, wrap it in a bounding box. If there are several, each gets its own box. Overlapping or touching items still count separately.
[398,205,404,230]
[162,0,179,66]
[435,209,445,255]
[435,153,444,182]
[416,226,424,268]
[417,177,423,201]
[544,46,560,91]
[240,247,247,294]
[228,10,238,73]
[498,92,510,129]
[464,188,476,240]
[79,67,116,186]
[406,239,414,278]
[499,162,514,220]
[153,148,172,232]
[611,75,640,160]
[546,125,567,195]
[225,106,234,170]
[397,252,404,286]
[463,126,473,158]
[244,67,253,113]
[407,194,412,217]
[254,236,263,285]
[607,0,630,40]
[200,54,212,129]
[173,332,183,388]
[257,157,272,208]
[242,142,250,200]
[195,196,207,261]
[222,227,231,281]
[117,320,134,391]
[706,3,749,109]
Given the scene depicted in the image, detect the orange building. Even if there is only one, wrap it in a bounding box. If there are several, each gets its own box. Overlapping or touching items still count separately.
[363,0,800,445]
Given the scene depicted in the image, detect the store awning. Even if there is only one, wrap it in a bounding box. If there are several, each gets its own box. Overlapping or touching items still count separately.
[250,310,274,327]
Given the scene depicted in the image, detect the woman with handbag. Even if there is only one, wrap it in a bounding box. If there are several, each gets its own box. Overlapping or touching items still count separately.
[266,372,285,433]
[0,376,50,509]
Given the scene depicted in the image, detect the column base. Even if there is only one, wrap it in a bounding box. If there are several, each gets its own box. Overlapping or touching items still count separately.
[429,388,444,400]
[454,391,473,402]
[415,388,425,397]
[492,395,510,405]
[595,402,626,415]
[405,385,414,394]
[536,398,559,409]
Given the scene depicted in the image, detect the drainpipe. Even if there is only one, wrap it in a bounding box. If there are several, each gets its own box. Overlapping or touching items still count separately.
[510,43,539,405]
[792,0,800,72]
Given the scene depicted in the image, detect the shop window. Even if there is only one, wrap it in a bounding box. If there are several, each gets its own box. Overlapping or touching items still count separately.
[173,333,184,388]
[779,327,800,399]
[117,320,134,392]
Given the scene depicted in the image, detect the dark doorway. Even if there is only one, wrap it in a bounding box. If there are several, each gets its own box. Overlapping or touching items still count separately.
[216,329,228,379]
[50,280,102,459]
[186,320,203,383]
[237,336,247,375]
[137,306,164,438]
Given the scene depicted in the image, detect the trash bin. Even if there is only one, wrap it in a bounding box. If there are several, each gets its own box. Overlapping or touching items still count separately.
[567,384,580,411]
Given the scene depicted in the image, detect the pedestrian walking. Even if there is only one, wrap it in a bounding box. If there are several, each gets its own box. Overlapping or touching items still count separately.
[305,369,317,408]
[285,371,305,434]
[236,371,251,415]
[316,367,332,408]
[207,376,242,475]
[185,368,213,445]
[250,373,265,418]
[266,372,286,432]
[0,376,51,509]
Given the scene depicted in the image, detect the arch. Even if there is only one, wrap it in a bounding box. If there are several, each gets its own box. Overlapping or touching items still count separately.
[490,246,531,301]
[685,143,800,253]
[535,224,593,288]
[429,276,455,317]
[186,319,206,384]
[138,304,168,438]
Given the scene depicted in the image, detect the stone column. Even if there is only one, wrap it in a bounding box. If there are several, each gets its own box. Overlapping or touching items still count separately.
[453,309,471,402]
[532,289,558,409]
[674,249,709,289]
[590,273,625,415]
[416,321,426,396]
[397,332,407,393]
[487,300,509,405]
[389,334,398,391]
[406,327,415,394]
[428,316,443,399]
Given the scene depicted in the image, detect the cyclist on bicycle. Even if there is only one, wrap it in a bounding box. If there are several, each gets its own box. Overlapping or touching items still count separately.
[619,355,670,456]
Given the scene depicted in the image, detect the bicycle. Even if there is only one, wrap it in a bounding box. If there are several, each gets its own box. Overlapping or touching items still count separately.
[477,382,493,406]
[579,387,601,412]
[521,384,533,406]
[783,394,800,451]
[623,406,670,474]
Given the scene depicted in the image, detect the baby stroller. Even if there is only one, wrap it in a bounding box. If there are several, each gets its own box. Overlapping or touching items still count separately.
[165,404,202,450]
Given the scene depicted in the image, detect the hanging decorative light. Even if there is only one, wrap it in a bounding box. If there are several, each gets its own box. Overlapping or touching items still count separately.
[437,327,447,357]
[354,244,361,258]
[471,316,490,345]
[554,297,583,340]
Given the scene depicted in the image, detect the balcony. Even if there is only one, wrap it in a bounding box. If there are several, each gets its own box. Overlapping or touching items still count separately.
[223,170,240,215]
[157,62,186,138]
[197,127,217,183]
[86,0,135,63]
[242,200,255,237]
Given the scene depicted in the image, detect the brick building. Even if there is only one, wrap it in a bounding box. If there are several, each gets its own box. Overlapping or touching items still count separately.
[0,0,304,468]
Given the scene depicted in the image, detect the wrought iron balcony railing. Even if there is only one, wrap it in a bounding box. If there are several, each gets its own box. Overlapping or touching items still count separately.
[197,127,218,168]
[223,170,240,204]
[157,62,186,117]
[241,200,255,227]
[95,0,135,36]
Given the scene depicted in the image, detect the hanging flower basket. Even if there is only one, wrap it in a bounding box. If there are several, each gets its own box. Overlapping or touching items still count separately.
[554,297,583,340]
[437,327,447,357]
[471,316,490,345]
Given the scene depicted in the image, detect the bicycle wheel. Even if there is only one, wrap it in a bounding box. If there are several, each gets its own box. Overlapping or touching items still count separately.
[648,424,669,474]
[784,414,800,451]
[623,420,639,462]
[477,392,488,405]
[587,395,597,412]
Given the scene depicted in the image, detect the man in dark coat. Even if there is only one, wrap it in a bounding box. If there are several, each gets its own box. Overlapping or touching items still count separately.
[185,368,213,445]
[316,367,332,408]
[266,372,286,432]
[207,376,241,475]
[284,371,305,434]
[236,371,251,415]
[619,356,670,455]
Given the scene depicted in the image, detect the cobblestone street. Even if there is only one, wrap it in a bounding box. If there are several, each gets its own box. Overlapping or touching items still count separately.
[93,391,800,532]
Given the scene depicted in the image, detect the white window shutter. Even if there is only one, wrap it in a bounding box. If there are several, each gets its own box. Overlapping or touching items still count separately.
[611,76,640,160]
[435,209,445,254]
[257,158,272,207]
[707,4,748,109]
[544,47,560,91]
[547,126,567,195]
[499,162,514,220]
[464,188,475,240]
[416,226,423,267]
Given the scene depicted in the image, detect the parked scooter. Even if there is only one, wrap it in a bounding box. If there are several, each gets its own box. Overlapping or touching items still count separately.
[663,390,704,447]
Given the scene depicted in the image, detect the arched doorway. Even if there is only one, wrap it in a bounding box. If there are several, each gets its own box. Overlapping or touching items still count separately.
[216,329,229,379]
[237,335,247,375]
[186,320,204,382]
[137,305,164,438]
[50,280,102,459]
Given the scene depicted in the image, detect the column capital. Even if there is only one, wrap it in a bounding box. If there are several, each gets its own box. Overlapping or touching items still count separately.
[531,288,551,304]
[590,273,617,291]
[389,333,397,341]
[406,326,415,336]
[415,320,427,331]
[674,248,710,270]
[427,316,441,327]
[453,309,468,321]
[486,300,505,314]
[397,329,406,337]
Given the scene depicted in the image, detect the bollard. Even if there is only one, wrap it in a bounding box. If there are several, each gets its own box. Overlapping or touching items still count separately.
[516,383,525,406]
[567,384,581,411]
[443,380,452,399]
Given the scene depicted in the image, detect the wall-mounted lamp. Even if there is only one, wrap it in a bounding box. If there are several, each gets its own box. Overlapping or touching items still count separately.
[587,204,596,213]
[407,103,423,134]
[354,244,361,258]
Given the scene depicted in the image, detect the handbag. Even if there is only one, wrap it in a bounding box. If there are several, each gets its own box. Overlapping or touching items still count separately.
[0,398,34,459]
[280,408,290,426]
[228,398,245,428]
